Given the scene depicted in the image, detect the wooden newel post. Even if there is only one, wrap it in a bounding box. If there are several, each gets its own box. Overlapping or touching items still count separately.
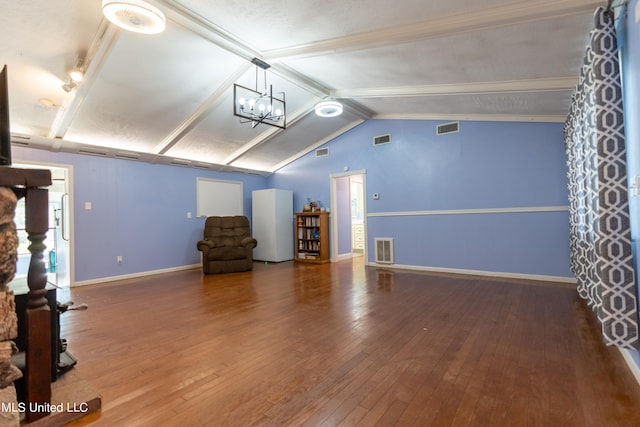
[24,185,51,422]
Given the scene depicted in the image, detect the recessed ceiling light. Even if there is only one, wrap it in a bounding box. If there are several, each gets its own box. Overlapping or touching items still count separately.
[315,100,343,118]
[38,98,55,108]
[102,0,166,34]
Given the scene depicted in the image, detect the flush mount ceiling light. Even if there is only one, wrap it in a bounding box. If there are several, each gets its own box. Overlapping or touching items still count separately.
[102,0,166,34]
[314,100,343,117]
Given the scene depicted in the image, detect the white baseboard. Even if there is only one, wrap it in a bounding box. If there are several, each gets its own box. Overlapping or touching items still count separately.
[618,348,640,387]
[365,261,576,284]
[72,264,201,287]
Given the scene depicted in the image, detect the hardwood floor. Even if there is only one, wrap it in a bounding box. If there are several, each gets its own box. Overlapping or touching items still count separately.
[57,259,640,426]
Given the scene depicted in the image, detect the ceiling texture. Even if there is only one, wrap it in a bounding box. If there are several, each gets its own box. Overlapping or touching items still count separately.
[2,0,604,176]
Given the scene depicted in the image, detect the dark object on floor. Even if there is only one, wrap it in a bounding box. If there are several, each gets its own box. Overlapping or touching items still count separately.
[197,216,257,274]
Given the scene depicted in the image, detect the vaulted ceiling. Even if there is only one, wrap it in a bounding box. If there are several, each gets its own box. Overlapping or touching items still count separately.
[2,0,602,175]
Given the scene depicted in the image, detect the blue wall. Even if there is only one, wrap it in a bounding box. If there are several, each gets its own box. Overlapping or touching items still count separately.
[12,146,267,282]
[269,119,572,278]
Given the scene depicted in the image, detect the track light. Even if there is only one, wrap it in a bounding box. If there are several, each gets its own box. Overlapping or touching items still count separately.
[69,69,83,83]
[61,80,77,93]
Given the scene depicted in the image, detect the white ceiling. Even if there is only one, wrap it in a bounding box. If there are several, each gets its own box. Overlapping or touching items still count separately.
[2,0,602,175]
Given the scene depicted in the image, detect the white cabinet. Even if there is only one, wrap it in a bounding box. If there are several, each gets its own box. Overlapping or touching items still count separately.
[251,189,294,262]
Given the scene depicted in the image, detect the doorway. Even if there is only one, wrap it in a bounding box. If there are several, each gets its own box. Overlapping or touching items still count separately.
[13,162,73,288]
[330,170,367,262]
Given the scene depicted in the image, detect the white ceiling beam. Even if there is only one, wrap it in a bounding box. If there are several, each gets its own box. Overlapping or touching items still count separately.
[333,77,578,99]
[48,19,119,139]
[157,0,335,100]
[263,0,602,61]
[156,0,262,63]
[374,113,567,123]
[153,63,251,155]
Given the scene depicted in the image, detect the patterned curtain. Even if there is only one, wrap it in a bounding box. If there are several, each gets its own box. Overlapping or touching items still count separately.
[564,6,639,349]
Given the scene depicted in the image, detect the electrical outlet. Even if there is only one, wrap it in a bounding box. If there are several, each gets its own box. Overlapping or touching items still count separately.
[117,255,123,263]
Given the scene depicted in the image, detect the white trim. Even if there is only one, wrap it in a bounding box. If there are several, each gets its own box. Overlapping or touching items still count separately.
[329,168,367,179]
[264,0,602,61]
[335,252,356,262]
[72,264,201,287]
[334,77,577,99]
[330,170,368,263]
[365,261,576,284]
[367,206,569,218]
[373,113,566,123]
[618,348,640,387]
[14,159,75,288]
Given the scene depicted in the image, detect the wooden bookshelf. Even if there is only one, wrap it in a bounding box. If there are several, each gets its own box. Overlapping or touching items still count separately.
[295,212,330,264]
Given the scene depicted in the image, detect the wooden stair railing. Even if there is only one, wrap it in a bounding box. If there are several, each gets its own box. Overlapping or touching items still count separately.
[1,166,52,422]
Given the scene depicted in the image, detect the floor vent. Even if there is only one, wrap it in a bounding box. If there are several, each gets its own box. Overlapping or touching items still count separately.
[373,134,391,146]
[316,147,329,157]
[436,121,460,136]
[374,238,394,264]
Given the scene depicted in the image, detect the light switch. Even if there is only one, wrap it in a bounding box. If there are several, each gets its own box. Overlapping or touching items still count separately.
[84,202,92,210]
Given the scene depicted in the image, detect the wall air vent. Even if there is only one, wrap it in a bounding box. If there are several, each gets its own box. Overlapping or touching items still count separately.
[374,238,394,264]
[11,133,31,145]
[373,134,391,146]
[78,148,108,157]
[192,163,211,169]
[115,152,140,161]
[170,159,191,166]
[436,121,460,136]
[316,147,329,157]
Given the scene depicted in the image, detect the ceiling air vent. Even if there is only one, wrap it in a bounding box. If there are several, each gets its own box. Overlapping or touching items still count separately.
[316,147,329,157]
[373,134,391,146]
[436,121,460,136]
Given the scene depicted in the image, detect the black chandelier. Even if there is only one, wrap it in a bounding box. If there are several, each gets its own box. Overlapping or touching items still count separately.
[233,58,286,129]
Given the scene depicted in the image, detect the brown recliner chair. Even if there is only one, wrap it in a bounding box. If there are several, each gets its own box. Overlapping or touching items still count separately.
[197,216,257,274]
